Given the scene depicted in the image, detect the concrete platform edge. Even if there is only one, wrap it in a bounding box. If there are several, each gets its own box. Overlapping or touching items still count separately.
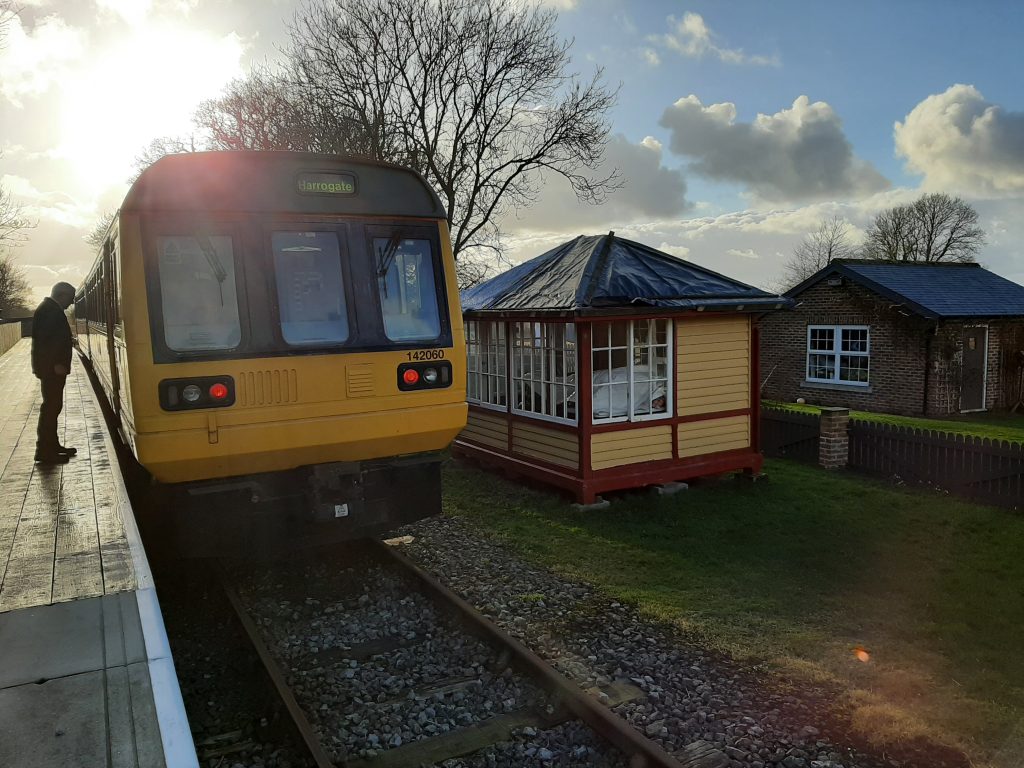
[97,383,198,768]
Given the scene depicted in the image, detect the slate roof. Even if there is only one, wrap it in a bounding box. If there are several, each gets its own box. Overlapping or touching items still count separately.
[788,260,1024,319]
[462,233,786,314]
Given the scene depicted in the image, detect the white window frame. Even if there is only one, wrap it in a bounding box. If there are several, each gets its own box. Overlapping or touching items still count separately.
[465,320,508,412]
[806,325,870,387]
[510,321,577,425]
[591,319,674,425]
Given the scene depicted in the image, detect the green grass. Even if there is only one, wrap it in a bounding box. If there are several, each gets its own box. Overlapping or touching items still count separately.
[442,458,1024,765]
[766,400,1024,443]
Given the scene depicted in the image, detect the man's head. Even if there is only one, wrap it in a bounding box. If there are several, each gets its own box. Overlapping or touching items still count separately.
[50,282,76,310]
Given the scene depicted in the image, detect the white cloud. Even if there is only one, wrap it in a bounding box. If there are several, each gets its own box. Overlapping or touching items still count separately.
[659,94,889,203]
[1,174,97,229]
[650,12,779,67]
[726,247,759,259]
[0,14,87,106]
[642,47,660,67]
[895,84,1024,198]
[657,242,690,258]
[507,133,689,232]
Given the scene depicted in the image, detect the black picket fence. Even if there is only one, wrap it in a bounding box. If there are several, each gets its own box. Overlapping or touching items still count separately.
[760,407,820,464]
[848,420,1024,510]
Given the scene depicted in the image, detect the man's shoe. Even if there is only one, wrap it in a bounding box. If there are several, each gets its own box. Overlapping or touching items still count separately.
[57,445,78,456]
[34,451,70,464]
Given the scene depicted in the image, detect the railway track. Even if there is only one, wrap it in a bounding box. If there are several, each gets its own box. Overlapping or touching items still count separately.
[219,539,694,768]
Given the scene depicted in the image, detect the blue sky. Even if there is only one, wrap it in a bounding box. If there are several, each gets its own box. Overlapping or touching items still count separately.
[2,0,1023,298]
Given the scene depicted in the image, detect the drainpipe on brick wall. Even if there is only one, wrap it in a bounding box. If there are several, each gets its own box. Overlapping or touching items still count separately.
[922,324,937,416]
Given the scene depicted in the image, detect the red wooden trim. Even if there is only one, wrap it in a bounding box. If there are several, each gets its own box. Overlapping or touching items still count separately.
[589,408,751,433]
[506,411,578,432]
[505,320,514,453]
[751,322,761,453]
[578,321,594,479]
[467,402,509,416]
[676,408,751,424]
[453,440,585,494]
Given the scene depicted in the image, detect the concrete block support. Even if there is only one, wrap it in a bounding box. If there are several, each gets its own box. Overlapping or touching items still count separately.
[818,407,850,469]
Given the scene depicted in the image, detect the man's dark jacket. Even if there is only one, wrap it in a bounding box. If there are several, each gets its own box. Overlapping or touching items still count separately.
[31,297,73,378]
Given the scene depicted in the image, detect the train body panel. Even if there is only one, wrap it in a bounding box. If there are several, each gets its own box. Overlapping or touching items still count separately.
[74,152,467,554]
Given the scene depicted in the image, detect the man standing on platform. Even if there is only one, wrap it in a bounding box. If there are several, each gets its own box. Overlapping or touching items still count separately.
[31,282,78,464]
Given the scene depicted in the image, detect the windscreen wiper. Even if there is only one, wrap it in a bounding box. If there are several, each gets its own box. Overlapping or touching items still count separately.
[194,233,228,306]
[377,233,405,299]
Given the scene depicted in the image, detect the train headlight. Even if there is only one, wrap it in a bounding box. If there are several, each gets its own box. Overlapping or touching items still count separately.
[182,384,203,403]
[422,367,439,384]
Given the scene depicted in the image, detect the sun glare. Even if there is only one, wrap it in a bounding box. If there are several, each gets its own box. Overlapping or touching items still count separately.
[57,21,245,191]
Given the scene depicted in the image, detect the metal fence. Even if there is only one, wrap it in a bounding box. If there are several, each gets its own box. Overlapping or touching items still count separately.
[760,407,820,463]
[848,419,1024,510]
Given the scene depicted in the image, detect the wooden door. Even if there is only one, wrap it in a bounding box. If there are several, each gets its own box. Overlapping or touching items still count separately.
[961,326,987,412]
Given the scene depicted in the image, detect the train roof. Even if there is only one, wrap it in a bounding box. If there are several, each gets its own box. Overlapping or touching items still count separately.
[121,151,447,219]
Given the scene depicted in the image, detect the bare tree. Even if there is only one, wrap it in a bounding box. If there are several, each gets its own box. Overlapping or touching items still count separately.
[0,1,16,50]
[781,215,856,287]
[130,135,203,182]
[85,211,115,251]
[861,193,985,263]
[193,66,320,152]
[0,251,31,317]
[0,182,32,250]
[286,0,618,259]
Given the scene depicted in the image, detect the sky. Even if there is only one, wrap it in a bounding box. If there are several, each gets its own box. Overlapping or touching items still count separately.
[2,0,1024,304]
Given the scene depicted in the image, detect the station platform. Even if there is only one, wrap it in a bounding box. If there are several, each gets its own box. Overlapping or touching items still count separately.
[0,340,197,768]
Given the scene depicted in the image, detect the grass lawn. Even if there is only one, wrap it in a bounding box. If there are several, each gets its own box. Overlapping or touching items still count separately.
[442,458,1024,767]
[765,400,1024,444]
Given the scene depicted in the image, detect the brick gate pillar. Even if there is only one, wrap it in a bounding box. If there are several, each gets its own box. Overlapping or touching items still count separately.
[818,407,850,469]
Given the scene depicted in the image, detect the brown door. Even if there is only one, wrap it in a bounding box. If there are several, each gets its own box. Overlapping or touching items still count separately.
[961,327,987,411]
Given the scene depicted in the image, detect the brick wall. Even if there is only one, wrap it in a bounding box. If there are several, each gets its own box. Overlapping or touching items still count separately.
[760,279,932,415]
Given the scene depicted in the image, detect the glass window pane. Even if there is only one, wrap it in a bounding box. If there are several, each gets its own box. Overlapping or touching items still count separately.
[809,327,834,352]
[158,235,240,351]
[273,231,349,345]
[808,353,835,380]
[842,328,868,353]
[840,355,869,383]
[375,237,441,341]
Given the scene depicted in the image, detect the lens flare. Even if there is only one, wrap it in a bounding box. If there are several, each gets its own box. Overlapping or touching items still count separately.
[853,645,870,663]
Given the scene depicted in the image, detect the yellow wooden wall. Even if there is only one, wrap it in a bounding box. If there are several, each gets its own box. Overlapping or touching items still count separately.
[459,409,508,451]
[591,425,673,470]
[676,315,751,416]
[512,421,578,469]
[677,414,751,458]
[676,315,752,457]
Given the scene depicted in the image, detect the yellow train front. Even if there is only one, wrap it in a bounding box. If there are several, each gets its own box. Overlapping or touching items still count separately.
[75,151,467,555]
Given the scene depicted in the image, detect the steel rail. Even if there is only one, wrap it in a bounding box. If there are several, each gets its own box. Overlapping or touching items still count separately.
[371,539,681,768]
[221,581,337,768]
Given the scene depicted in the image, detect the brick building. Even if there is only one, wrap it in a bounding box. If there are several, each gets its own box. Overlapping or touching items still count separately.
[760,260,1024,416]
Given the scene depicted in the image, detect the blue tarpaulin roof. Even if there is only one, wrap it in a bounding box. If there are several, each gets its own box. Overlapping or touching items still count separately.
[462,233,786,314]
[789,260,1024,319]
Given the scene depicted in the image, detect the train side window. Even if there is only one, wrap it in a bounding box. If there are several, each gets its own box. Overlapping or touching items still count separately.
[157,235,241,351]
[374,237,441,342]
[272,231,349,345]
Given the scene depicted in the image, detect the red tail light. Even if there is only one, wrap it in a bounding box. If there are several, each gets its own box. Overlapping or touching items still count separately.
[209,382,229,400]
[402,369,420,385]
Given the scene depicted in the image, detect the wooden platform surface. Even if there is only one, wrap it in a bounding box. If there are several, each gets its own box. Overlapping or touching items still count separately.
[0,340,136,612]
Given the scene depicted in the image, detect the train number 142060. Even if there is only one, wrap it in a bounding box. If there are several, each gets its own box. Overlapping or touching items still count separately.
[406,349,445,361]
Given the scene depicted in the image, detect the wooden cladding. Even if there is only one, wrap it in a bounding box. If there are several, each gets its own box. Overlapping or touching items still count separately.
[678,414,750,458]
[512,420,579,469]
[676,316,751,417]
[591,425,673,470]
[460,409,509,451]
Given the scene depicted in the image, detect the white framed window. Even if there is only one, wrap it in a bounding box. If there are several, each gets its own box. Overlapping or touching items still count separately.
[806,325,869,386]
[511,321,577,424]
[466,320,508,409]
[592,319,672,423]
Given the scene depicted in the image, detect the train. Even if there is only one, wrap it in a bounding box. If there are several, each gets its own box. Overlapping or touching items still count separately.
[73,151,467,555]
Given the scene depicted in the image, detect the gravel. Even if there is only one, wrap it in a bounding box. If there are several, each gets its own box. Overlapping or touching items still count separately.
[234,557,624,765]
[397,515,969,768]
